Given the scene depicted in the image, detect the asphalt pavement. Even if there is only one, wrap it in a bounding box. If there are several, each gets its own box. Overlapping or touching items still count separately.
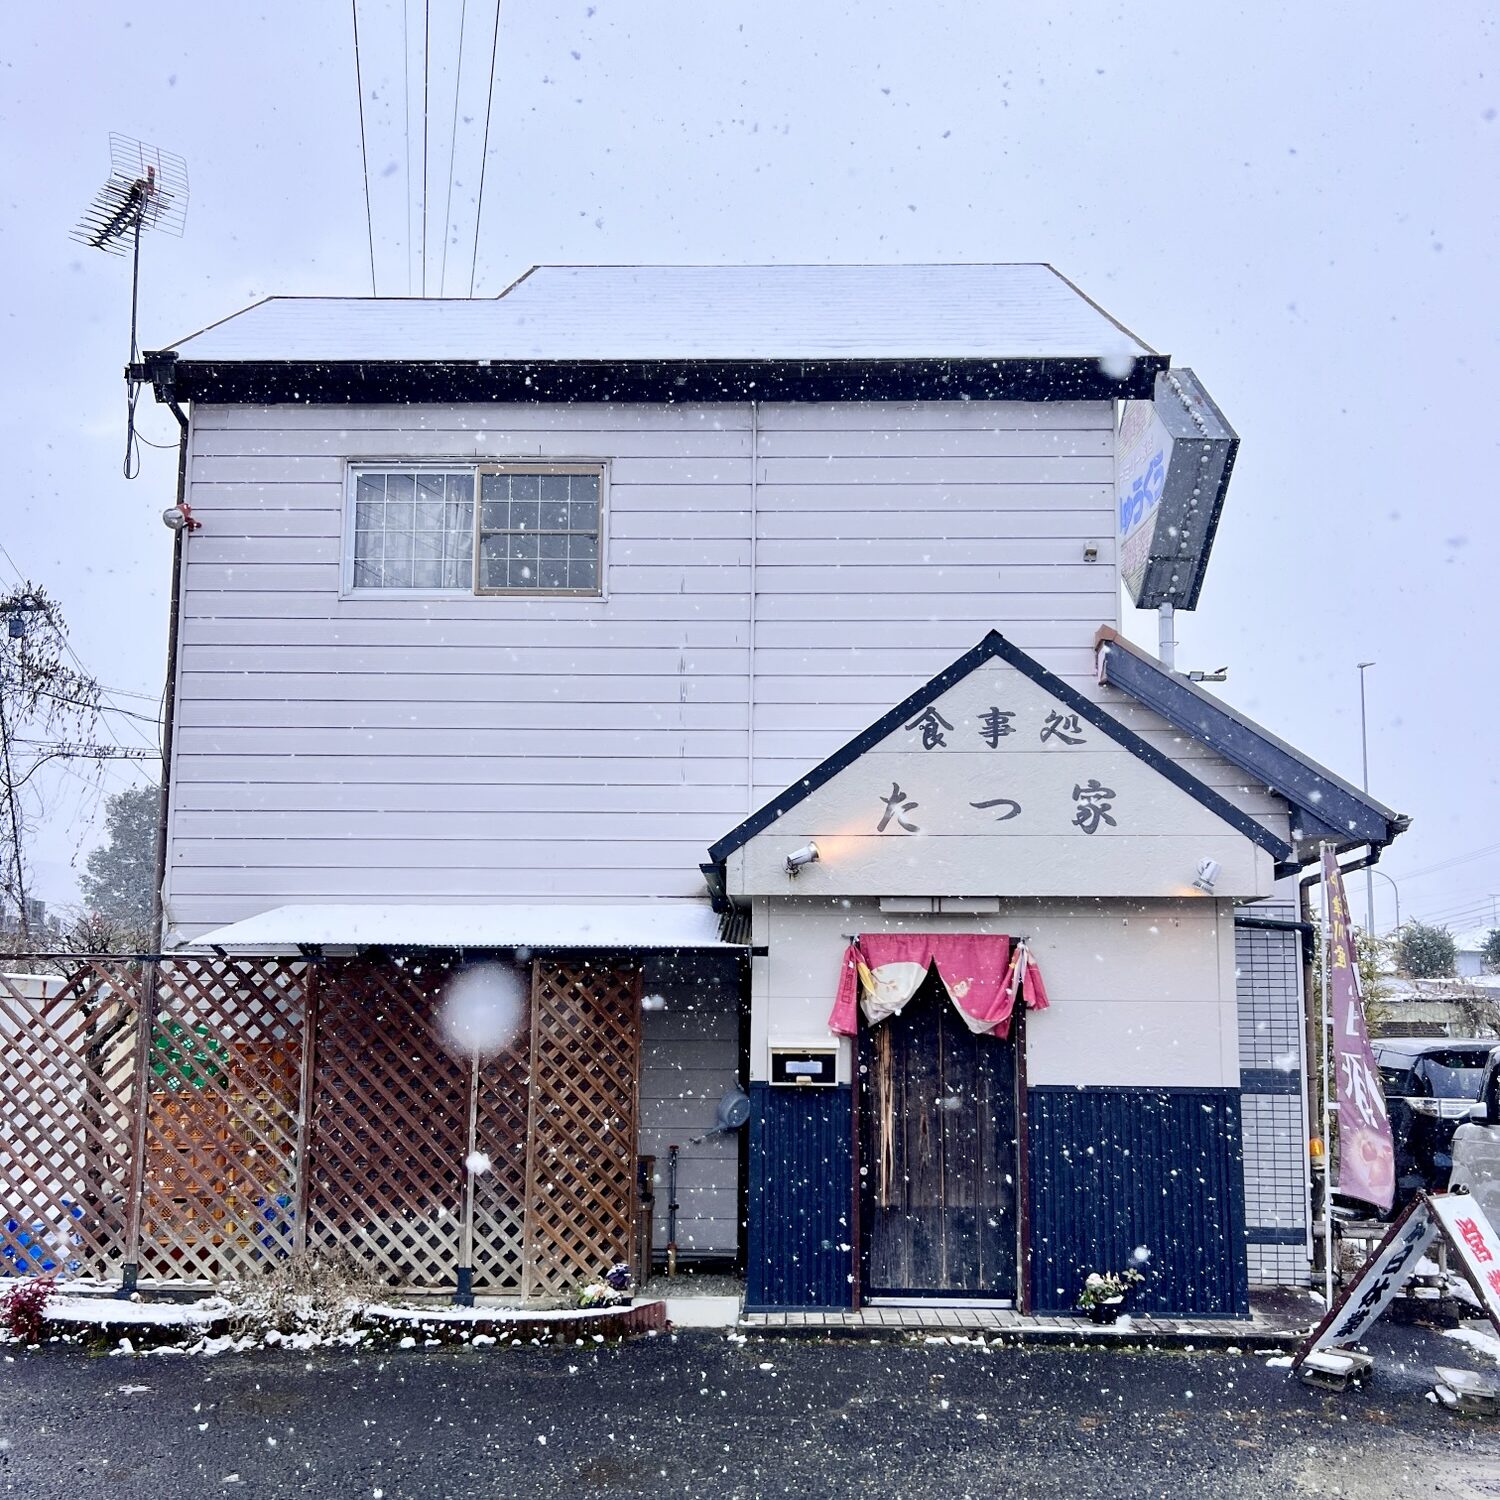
[1,1322,1497,1499]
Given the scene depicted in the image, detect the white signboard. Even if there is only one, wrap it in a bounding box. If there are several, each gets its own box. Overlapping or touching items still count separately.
[1113,369,1239,611]
[1294,1192,1500,1370]
[1428,1192,1500,1327]
[1115,398,1172,604]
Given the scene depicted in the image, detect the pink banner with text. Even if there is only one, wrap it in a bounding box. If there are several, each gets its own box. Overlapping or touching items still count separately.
[1324,848,1395,1213]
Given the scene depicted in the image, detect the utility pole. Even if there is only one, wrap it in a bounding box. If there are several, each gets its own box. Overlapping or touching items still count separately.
[1357,661,1376,934]
[0,586,108,943]
[0,679,28,939]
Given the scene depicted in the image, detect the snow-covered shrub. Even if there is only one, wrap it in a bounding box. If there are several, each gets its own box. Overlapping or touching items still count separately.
[222,1251,383,1339]
[2,1271,58,1343]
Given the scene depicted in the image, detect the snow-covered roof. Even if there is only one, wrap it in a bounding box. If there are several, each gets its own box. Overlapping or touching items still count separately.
[183,902,735,955]
[167,263,1154,364]
[1454,927,1496,952]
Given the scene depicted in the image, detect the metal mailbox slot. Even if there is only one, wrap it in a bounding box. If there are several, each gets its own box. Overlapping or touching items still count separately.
[770,1048,838,1087]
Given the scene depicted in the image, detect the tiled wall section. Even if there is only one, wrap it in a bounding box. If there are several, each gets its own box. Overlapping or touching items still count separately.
[1235,907,1312,1287]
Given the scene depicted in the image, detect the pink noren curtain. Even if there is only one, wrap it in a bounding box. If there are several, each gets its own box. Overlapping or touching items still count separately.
[827,933,1049,1039]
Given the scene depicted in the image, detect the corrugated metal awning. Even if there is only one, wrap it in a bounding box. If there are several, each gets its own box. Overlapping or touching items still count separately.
[181,902,739,955]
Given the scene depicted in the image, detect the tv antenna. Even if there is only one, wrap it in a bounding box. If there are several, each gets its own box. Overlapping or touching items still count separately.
[70,134,189,479]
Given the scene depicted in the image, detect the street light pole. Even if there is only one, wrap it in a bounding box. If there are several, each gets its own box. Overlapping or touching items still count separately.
[1357,661,1376,934]
[1369,867,1400,934]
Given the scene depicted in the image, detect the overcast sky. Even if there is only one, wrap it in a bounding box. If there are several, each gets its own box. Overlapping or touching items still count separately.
[3,2,1497,936]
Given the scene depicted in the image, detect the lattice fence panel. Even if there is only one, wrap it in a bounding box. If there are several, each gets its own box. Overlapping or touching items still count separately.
[306,959,469,1287]
[523,960,641,1300]
[472,1022,531,1295]
[0,963,139,1280]
[136,958,307,1283]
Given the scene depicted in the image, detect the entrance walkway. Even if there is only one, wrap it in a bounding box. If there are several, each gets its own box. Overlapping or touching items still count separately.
[740,1289,1316,1348]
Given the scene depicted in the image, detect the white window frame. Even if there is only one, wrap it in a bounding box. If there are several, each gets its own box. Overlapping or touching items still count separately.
[474,462,607,598]
[341,460,609,600]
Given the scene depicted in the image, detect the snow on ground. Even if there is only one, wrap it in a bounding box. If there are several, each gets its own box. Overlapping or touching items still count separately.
[364,1299,652,1323]
[1442,1324,1500,1365]
[45,1295,228,1327]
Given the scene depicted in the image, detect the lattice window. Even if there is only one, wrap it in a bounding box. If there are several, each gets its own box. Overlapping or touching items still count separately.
[522,960,641,1300]
[135,958,307,1284]
[0,963,139,1280]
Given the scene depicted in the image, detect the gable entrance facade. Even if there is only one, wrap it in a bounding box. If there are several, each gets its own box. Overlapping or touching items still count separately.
[709,631,1291,1316]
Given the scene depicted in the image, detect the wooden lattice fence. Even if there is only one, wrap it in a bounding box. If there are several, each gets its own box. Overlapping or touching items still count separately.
[305,958,472,1288]
[522,960,641,1299]
[136,958,306,1283]
[1,951,643,1299]
[0,963,139,1280]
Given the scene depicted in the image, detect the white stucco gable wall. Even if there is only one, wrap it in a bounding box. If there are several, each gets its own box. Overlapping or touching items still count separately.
[720,635,1285,903]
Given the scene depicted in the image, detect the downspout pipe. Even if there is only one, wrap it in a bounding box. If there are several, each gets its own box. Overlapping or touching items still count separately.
[1233,910,1316,965]
[121,392,188,1296]
[151,397,190,949]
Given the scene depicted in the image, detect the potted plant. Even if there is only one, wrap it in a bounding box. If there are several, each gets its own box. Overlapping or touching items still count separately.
[576,1262,634,1309]
[1075,1268,1144,1324]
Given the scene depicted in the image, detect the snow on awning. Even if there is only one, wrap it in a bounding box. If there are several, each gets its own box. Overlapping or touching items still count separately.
[182,902,738,956]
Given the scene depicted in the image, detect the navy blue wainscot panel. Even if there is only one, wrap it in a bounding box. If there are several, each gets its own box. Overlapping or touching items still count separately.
[745,1082,852,1311]
[1028,1087,1249,1319]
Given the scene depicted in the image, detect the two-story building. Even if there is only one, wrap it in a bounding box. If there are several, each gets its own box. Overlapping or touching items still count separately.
[141,264,1406,1315]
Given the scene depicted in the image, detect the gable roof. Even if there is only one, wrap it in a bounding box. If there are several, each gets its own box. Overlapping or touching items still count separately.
[707,630,1293,866]
[1094,628,1409,855]
[166,264,1156,363]
[144,264,1167,405]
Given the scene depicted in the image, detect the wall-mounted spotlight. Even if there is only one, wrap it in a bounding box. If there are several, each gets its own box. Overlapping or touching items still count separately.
[784,842,820,878]
[1192,858,1221,894]
[161,502,201,532]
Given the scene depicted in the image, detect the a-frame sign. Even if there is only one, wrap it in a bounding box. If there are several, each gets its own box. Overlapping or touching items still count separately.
[1293,1190,1500,1373]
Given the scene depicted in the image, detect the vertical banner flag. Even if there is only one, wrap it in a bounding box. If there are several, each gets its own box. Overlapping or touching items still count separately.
[1323,848,1396,1212]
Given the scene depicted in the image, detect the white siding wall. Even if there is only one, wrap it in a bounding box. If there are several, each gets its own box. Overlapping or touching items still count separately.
[637,954,741,1259]
[166,399,1275,934]
[750,895,1241,1090]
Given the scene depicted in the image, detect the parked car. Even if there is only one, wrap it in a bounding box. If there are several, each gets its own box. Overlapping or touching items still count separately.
[1371,1039,1494,1208]
[1450,1044,1500,1229]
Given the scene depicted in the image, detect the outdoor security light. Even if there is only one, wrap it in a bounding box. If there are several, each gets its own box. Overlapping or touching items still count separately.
[784,842,820,877]
[1192,858,1221,894]
[641,994,668,1012]
[161,503,201,532]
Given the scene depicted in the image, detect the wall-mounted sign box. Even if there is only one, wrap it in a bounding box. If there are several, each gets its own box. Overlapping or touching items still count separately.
[1116,368,1239,611]
[770,1048,838,1087]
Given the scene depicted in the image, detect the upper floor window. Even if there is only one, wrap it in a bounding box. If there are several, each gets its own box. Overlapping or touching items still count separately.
[348,463,603,596]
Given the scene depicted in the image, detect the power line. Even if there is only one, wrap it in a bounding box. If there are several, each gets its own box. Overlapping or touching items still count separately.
[422,0,431,296]
[0,540,161,756]
[351,0,378,295]
[18,685,162,729]
[1410,898,1496,928]
[469,0,503,297]
[10,741,159,760]
[439,0,470,296]
[1392,842,1500,885]
[403,0,414,296]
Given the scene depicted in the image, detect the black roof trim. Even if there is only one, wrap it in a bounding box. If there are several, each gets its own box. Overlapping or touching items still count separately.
[144,351,1166,406]
[707,629,1292,864]
[1095,629,1408,855]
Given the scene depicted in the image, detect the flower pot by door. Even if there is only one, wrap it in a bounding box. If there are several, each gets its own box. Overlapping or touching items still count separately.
[1088,1298,1125,1325]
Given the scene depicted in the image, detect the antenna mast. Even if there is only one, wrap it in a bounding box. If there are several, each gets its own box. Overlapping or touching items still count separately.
[71,134,190,478]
